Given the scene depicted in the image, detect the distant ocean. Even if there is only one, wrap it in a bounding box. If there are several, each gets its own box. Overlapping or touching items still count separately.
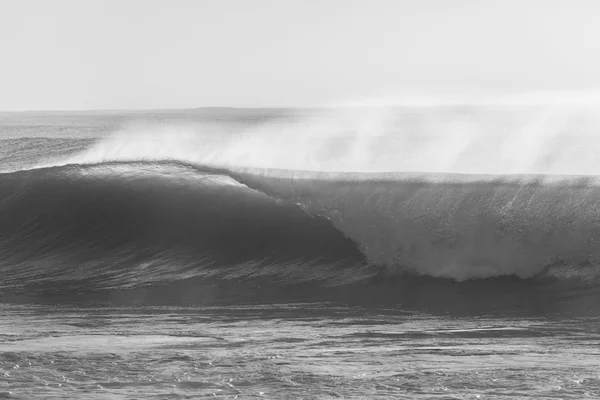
[1,107,599,399]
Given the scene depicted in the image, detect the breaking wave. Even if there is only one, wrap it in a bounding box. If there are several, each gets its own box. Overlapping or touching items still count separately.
[1,159,600,297]
[4,103,600,311]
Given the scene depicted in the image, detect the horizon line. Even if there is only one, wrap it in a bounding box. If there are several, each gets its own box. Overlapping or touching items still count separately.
[4,91,600,113]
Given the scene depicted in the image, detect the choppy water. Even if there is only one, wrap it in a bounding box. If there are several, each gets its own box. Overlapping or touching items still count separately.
[2,305,600,399]
[2,106,600,398]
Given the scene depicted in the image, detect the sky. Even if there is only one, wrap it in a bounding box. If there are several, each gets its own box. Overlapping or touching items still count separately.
[1,0,600,110]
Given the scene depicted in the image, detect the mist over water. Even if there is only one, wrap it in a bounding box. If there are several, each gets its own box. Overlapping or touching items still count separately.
[64,99,600,177]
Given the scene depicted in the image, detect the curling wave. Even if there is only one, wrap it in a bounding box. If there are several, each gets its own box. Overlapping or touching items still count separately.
[1,160,600,309]
[0,162,370,295]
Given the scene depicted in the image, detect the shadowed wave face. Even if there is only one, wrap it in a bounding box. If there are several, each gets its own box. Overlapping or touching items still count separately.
[1,161,600,315]
[0,162,369,296]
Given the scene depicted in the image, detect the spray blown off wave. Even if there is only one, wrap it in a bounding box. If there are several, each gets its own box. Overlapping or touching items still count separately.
[63,104,600,175]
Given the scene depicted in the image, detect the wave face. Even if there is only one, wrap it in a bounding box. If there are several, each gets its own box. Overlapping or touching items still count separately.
[1,159,600,300]
[0,163,371,299]
[234,171,600,281]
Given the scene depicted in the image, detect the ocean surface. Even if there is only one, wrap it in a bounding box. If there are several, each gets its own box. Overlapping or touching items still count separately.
[1,106,600,399]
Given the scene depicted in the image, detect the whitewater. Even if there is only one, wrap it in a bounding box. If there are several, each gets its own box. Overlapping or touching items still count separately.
[1,104,600,399]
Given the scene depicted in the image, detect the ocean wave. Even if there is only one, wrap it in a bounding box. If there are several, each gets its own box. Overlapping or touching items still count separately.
[1,160,600,292]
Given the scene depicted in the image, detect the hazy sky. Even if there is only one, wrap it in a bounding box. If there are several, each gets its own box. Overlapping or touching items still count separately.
[1,0,600,110]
